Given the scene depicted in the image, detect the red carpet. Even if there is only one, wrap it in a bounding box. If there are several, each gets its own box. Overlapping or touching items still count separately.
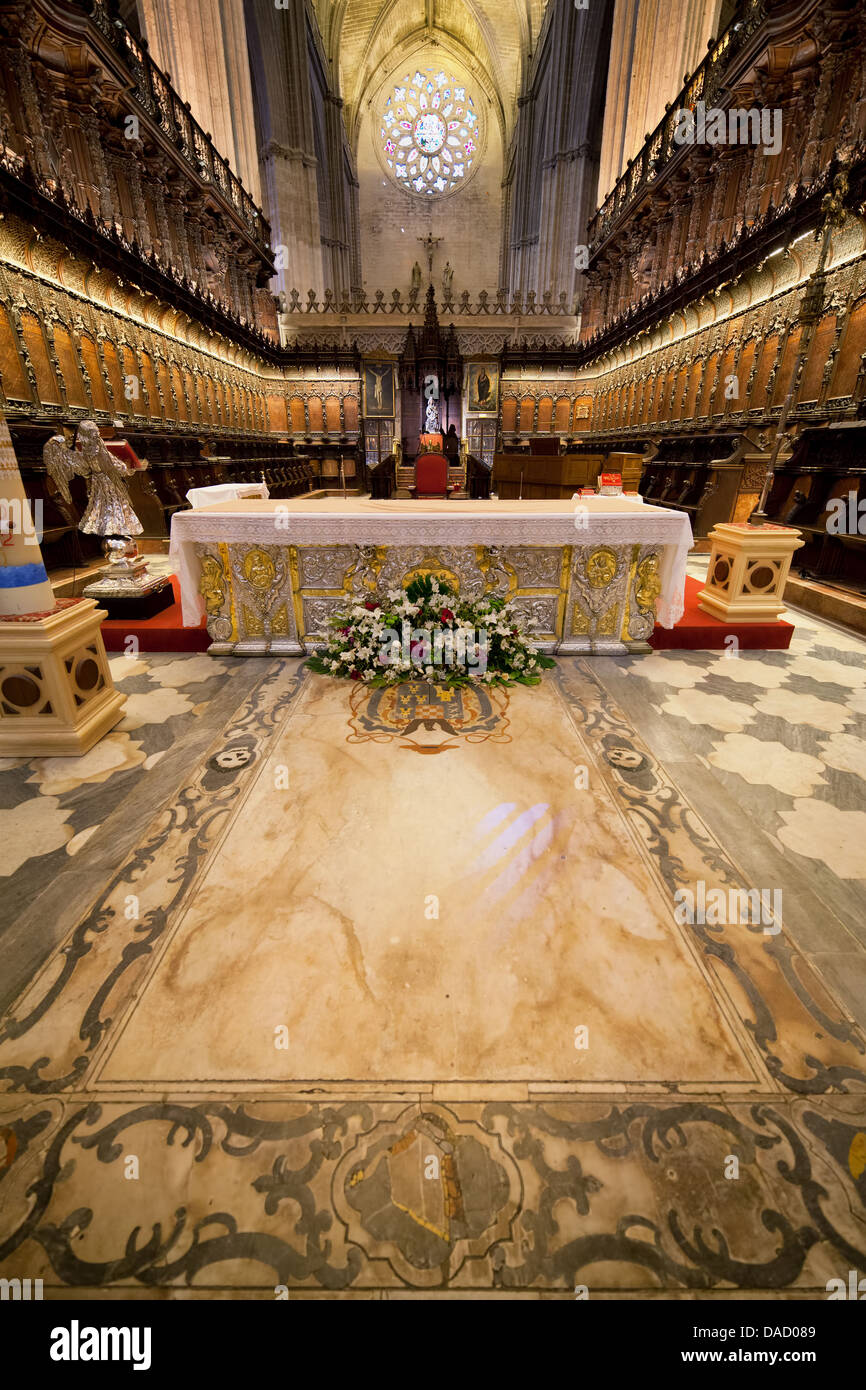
[98,573,794,655]
[650,575,794,650]
[101,575,210,653]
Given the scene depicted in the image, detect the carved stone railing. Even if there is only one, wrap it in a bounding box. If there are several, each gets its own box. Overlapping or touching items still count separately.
[89,0,270,253]
[588,0,766,250]
[281,288,578,316]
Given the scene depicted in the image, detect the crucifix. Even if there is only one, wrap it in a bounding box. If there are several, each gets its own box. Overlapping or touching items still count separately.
[418,232,443,280]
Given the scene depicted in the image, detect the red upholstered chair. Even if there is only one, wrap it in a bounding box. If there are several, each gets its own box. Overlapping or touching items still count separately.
[412,452,450,499]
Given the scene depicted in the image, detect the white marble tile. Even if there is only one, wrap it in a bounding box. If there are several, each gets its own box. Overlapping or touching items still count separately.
[23,731,146,796]
[704,654,790,688]
[659,688,757,732]
[816,731,866,783]
[119,686,195,730]
[754,687,855,732]
[777,800,866,879]
[108,654,150,682]
[707,733,828,796]
[145,654,228,687]
[784,653,866,688]
[0,795,74,875]
[624,654,707,688]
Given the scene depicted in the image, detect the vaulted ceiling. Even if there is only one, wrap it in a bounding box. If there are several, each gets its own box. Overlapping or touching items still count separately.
[313,0,550,151]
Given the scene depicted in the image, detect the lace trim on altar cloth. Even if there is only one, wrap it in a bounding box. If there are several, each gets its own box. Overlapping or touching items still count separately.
[169,507,693,632]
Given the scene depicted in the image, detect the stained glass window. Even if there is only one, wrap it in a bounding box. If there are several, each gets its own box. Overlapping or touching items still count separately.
[379,66,480,197]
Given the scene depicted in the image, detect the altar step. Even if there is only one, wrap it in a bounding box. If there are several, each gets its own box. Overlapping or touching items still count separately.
[649,576,794,651]
[101,575,210,653]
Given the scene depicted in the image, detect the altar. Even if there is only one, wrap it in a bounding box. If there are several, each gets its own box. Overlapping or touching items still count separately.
[169,496,693,656]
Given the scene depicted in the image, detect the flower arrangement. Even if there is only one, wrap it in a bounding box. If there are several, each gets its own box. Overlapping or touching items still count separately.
[306,572,556,688]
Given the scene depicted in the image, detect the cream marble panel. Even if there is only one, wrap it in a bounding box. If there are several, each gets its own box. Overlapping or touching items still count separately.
[98,676,756,1089]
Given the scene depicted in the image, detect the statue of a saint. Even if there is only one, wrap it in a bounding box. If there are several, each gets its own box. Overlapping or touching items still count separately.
[411,261,422,292]
[442,261,453,295]
[44,420,143,537]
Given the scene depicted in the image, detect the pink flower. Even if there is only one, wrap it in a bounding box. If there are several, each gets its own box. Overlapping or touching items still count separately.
[440,608,454,623]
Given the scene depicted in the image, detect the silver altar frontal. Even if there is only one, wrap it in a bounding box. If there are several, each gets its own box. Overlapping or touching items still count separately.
[169,497,693,656]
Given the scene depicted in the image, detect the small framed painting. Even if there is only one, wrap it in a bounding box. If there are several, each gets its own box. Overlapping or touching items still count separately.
[363,363,395,418]
[467,363,499,413]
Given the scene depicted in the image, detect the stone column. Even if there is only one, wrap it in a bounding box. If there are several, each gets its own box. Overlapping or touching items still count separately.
[597,0,724,198]
[245,0,323,298]
[138,0,261,204]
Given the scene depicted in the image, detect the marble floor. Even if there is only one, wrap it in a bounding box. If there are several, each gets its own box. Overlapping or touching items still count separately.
[0,590,864,1297]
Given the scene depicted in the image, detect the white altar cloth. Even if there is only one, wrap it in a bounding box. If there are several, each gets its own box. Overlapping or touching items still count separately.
[185,481,269,509]
[170,496,693,631]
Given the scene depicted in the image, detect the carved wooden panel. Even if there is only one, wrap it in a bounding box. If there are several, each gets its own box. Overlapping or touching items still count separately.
[325,395,341,433]
[122,346,146,416]
[269,394,288,432]
[773,328,801,406]
[798,316,836,402]
[750,335,777,408]
[736,341,756,408]
[308,397,324,433]
[832,302,866,397]
[0,307,32,402]
[103,342,125,410]
[713,346,736,415]
[554,397,570,432]
[171,365,187,421]
[154,360,171,421]
[289,396,306,433]
[20,312,60,404]
[53,326,87,407]
[141,352,161,418]
[81,337,110,411]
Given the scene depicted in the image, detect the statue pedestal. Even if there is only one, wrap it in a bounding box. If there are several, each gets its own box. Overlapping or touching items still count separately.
[0,598,126,756]
[698,523,804,623]
[83,541,174,619]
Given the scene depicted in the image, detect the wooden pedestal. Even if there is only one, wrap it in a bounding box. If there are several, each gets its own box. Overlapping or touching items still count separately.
[0,598,126,756]
[698,523,804,623]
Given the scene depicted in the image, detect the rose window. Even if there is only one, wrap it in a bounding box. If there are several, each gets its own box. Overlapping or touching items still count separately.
[379,67,481,196]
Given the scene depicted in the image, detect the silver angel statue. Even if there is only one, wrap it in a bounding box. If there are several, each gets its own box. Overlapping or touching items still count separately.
[44,421,143,537]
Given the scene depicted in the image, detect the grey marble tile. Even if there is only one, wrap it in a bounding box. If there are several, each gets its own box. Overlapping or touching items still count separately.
[806,953,866,1024]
